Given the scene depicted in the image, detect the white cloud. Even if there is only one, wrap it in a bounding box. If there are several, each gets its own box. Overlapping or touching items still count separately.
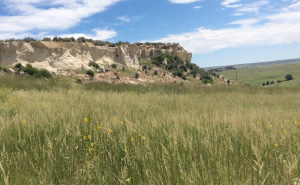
[154,7,300,54]
[60,28,117,41]
[221,0,241,6]
[221,0,269,14]
[194,6,202,9]
[169,0,201,4]
[116,15,143,23]
[0,0,122,39]
[228,18,260,26]
[116,16,131,23]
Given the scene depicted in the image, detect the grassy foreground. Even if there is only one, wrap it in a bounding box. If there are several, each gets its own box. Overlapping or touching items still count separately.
[0,76,300,184]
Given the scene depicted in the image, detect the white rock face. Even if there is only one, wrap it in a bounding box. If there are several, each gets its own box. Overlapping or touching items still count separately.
[0,41,192,73]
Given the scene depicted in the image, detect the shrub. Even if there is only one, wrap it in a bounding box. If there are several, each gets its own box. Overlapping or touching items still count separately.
[122,67,126,72]
[42,37,52,41]
[266,81,269,85]
[270,81,275,85]
[88,61,100,69]
[180,65,188,72]
[112,64,117,69]
[277,80,282,83]
[176,70,183,78]
[23,64,52,78]
[153,70,158,76]
[262,83,265,86]
[37,69,52,78]
[227,79,231,85]
[23,37,36,43]
[76,79,82,84]
[142,65,147,71]
[86,70,95,77]
[182,75,187,80]
[135,73,140,79]
[23,64,39,75]
[15,63,22,69]
[285,74,293,81]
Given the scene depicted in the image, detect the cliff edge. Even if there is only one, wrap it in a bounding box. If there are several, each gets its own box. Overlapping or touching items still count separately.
[0,41,192,73]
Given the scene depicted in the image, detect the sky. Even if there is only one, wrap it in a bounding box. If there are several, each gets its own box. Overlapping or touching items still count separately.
[0,0,300,67]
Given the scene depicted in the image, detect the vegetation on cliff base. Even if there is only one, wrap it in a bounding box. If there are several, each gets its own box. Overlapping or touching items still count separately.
[145,53,213,84]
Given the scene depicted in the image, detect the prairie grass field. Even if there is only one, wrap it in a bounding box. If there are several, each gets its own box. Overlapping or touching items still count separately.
[0,75,300,184]
[219,62,300,87]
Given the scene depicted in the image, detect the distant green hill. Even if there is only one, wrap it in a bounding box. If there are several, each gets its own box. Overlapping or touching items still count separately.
[205,58,300,70]
[218,62,300,87]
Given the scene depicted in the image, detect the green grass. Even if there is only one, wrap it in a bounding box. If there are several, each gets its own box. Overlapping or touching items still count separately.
[0,74,300,184]
[218,62,300,87]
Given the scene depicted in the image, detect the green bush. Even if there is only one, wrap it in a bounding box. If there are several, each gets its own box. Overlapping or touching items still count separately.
[23,64,39,75]
[266,81,269,85]
[76,79,82,84]
[88,61,100,69]
[176,70,183,78]
[153,70,158,76]
[37,69,52,78]
[262,83,265,86]
[86,70,95,77]
[42,37,52,41]
[142,65,147,71]
[112,64,117,69]
[270,81,275,85]
[122,67,126,72]
[180,65,188,72]
[135,73,140,79]
[23,64,52,78]
[15,63,22,69]
[285,74,293,81]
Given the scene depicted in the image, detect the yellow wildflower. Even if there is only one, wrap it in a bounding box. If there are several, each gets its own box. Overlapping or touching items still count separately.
[142,136,146,140]
[295,120,298,124]
[88,135,91,139]
[113,116,117,123]
[83,136,87,140]
[97,126,101,131]
[89,148,91,152]
[120,120,124,125]
[283,130,286,134]
[274,144,278,148]
[131,138,134,142]
[269,124,272,128]
[84,118,88,123]
[21,120,25,124]
[258,129,262,132]
[281,125,284,128]
[91,143,94,147]
[223,141,226,144]
[109,129,113,133]
[285,120,289,123]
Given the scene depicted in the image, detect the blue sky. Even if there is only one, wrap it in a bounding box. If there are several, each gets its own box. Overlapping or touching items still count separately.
[0,0,300,67]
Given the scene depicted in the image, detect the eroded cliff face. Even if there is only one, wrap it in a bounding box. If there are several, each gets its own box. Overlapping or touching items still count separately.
[0,41,192,73]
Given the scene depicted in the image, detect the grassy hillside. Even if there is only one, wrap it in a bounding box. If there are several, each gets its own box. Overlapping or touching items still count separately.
[0,74,300,184]
[218,62,300,87]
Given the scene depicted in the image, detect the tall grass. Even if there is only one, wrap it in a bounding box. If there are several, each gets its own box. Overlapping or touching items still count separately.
[0,77,299,184]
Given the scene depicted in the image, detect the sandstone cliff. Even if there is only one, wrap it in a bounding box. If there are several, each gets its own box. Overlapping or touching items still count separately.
[0,41,192,73]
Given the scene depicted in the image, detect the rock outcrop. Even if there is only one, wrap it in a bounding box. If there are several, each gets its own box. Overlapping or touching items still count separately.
[0,41,192,73]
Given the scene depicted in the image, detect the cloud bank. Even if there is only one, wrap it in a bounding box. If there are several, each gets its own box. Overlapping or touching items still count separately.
[0,0,121,40]
[156,1,300,54]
